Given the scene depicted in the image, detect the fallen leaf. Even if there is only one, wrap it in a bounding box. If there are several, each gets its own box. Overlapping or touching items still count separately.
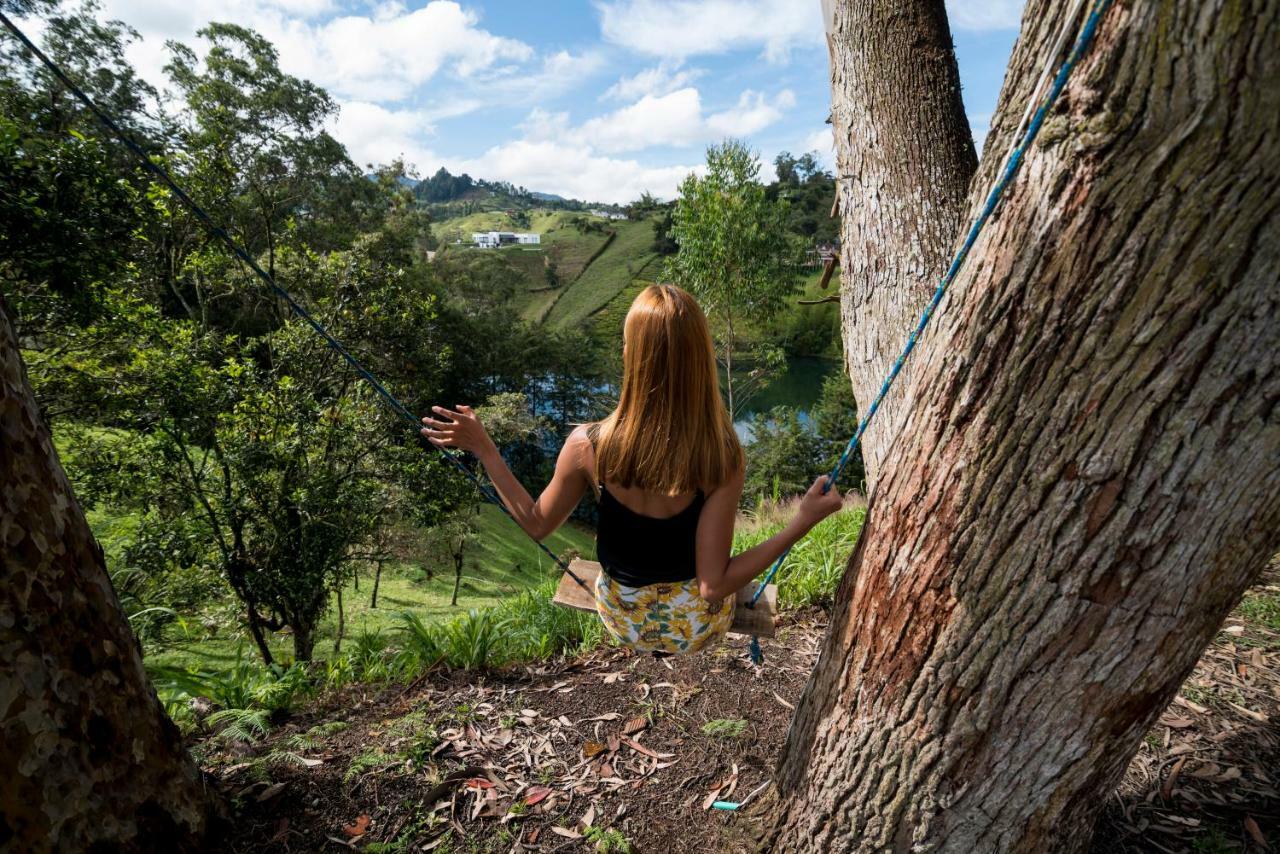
[1227,702,1268,723]
[1159,715,1194,729]
[524,786,552,806]
[464,778,495,789]
[1244,816,1267,848]
[342,814,371,838]
[551,826,583,839]
[1222,624,1245,636]
[1161,756,1186,801]
[772,691,795,711]
[701,786,722,811]
[583,741,607,758]
[257,782,287,803]
[585,712,622,722]
[623,717,648,735]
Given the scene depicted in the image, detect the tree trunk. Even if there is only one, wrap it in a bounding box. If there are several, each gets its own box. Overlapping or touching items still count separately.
[292,618,314,663]
[333,585,345,655]
[0,295,213,851]
[371,560,383,609]
[822,0,977,489]
[451,549,464,607]
[767,0,1280,850]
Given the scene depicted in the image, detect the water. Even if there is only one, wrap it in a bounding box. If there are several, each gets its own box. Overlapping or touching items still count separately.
[733,356,840,441]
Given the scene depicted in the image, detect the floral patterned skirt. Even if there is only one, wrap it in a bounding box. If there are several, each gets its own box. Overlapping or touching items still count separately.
[594,570,733,654]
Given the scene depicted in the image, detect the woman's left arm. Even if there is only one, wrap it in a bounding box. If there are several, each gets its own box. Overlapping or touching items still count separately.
[421,406,591,541]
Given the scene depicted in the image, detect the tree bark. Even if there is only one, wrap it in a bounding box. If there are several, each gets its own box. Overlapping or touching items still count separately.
[371,560,383,609]
[822,0,978,489]
[333,585,344,655]
[0,295,213,851]
[767,0,1280,850]
[451,548,464,607]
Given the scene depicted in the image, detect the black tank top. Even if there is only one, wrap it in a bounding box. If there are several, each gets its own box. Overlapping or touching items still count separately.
[595,484,705,587]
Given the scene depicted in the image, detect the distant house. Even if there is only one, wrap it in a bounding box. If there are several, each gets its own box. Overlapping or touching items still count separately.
[588,209,628,221]
[472,231,540,248]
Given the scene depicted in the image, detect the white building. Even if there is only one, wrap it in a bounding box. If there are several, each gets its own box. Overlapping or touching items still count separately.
[471,231,540,248]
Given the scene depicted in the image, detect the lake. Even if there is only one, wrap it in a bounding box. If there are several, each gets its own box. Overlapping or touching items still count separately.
[733,355,840,440]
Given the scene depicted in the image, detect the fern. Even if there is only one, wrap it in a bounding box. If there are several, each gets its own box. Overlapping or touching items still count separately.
[208,707,272,744]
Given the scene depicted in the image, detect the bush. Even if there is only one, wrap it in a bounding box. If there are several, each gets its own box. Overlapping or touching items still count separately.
[391,580,603,675]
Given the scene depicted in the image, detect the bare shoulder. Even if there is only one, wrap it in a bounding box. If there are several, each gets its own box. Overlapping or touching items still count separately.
[565,423,595,453]
[561,425,597,476]
[706,463,745,500]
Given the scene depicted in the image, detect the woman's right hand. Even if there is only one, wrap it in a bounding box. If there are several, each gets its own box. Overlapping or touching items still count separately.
[796,476,843,527]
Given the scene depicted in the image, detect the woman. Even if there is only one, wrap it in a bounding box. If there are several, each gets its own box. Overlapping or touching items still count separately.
[420,284,843,653]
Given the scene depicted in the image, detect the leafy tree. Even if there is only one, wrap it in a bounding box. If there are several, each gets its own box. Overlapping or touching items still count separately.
[163,23,359,288]
[742,407,824,503]
[811,372,864,487]
[664,139,802,416]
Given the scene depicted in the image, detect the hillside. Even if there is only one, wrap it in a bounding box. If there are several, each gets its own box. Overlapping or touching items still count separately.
[432,207,664,330]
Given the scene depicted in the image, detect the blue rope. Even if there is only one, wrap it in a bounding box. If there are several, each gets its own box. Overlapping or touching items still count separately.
[0,11,588,590]
[746,0,1114,666]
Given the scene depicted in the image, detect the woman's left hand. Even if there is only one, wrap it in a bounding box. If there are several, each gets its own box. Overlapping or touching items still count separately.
[420,405,496,457]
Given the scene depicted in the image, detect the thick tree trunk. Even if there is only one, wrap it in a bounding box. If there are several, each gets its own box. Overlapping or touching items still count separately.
[767,0,1280,850]
[0,295,212,851]
[822,0,977,489]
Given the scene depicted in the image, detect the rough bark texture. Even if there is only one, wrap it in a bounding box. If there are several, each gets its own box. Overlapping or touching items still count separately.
[0,295,212,851]
[823,0,978,488]
[767,0,1280,850]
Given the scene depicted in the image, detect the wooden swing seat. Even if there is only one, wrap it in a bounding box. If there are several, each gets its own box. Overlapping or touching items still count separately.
[551,559,778,637]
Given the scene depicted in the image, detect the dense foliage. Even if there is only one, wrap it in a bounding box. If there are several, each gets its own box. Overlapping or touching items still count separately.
[1,7,606,663]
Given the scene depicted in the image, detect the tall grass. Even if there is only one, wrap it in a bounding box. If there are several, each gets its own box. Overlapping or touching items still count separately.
[392,579,603,674]
[733,496,867,609]
[153,504,862,724]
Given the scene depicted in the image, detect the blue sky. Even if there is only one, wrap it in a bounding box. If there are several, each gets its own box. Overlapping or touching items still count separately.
[54,0,1025,203]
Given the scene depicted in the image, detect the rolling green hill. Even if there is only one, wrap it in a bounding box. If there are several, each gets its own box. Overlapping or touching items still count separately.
[544,219,661,329]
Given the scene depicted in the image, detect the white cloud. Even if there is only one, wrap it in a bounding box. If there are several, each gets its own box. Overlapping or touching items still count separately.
[475,49,606,103]
[944,0,1025,30]
[98,0,533,103]
[706,88,796,137]
[595,0,822,62]
[268,2,533,102]
[578,87,795,153]
[601,61,704,101]
[330,100,490,172]
[446,139,700,204]
[801,127,834,165]
[579,88,705,152]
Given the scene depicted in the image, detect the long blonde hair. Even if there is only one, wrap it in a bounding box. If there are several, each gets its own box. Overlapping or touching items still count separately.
[594,284,743,494]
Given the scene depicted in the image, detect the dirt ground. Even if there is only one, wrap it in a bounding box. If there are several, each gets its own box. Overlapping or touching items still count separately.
[199,574,1278,853]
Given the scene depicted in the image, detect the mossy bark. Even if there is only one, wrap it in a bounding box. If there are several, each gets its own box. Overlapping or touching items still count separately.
[768,0,1280,849]
[0,294,213,851]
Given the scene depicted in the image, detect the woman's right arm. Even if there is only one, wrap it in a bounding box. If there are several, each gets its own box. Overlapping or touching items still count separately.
[694,472,844,602]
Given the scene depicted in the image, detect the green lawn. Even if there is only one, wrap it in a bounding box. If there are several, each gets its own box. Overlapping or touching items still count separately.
[118,501,594,670]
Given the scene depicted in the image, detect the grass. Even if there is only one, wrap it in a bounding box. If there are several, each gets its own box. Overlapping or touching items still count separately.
[701,718,748,739]
[143,504,595,670]
[733,497,867,609]
[545,220,659,329]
